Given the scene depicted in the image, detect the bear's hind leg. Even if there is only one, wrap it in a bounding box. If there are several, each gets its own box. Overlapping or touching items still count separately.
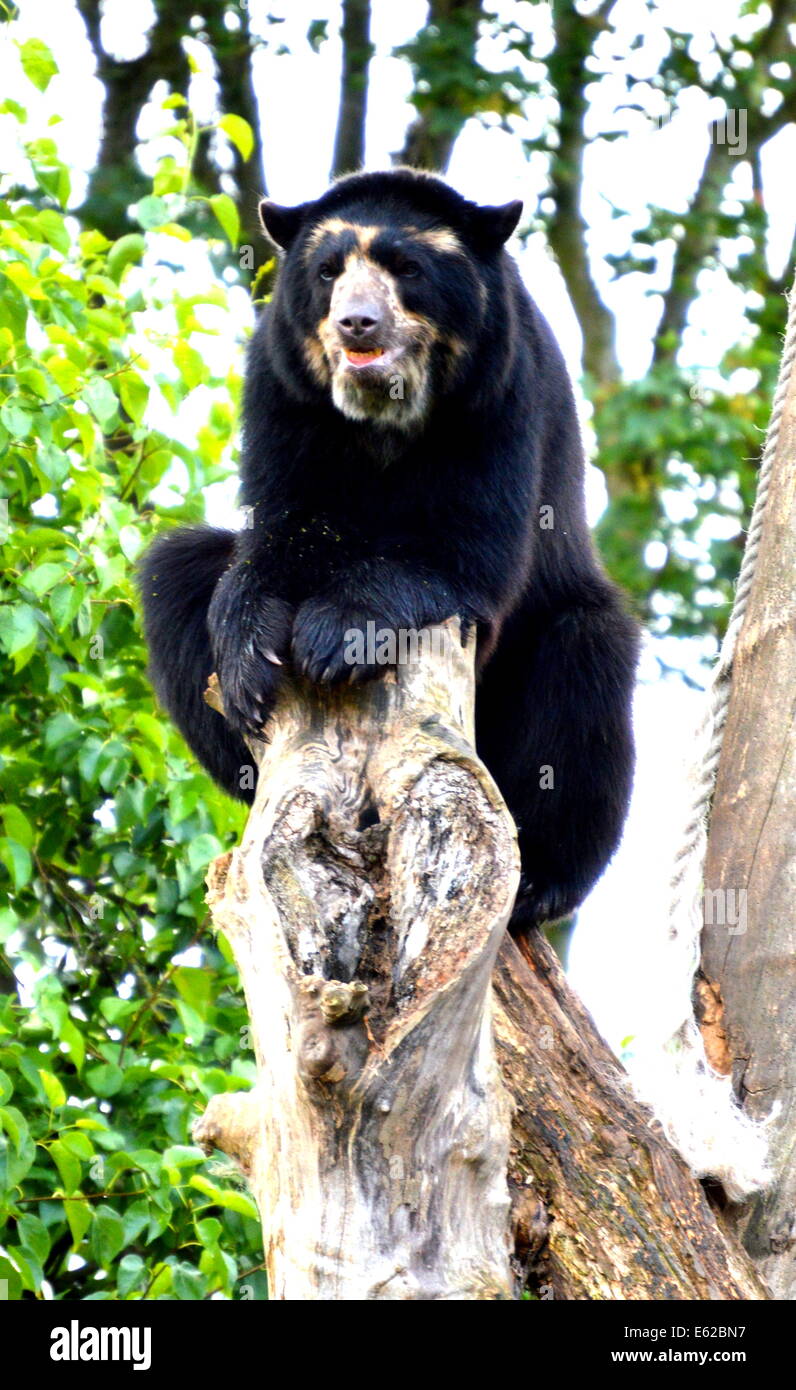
[138,526,257,802]
[475,592,639,934]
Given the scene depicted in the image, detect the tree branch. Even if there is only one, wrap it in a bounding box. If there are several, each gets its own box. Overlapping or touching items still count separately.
[547,0,620,384]
[654,0,796,366]
[395,0,485,173]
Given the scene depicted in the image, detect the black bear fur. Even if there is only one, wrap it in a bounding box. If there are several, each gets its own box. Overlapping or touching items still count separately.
[139,168,639,932]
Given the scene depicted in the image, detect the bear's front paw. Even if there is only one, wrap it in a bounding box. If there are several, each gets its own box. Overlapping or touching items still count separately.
[292,599,392,685]
[210,585,293,738]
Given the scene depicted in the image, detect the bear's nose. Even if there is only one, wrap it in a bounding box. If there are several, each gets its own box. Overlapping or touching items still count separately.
[336,303,383,340]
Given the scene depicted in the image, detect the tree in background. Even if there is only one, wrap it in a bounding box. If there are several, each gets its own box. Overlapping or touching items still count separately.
[76,0,268,260]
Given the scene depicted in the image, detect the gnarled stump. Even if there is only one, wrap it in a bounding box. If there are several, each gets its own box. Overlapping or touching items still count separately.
[194,618,767,1301]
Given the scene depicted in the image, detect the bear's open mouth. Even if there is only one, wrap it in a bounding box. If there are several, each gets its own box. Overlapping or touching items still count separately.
[343,347,387,368]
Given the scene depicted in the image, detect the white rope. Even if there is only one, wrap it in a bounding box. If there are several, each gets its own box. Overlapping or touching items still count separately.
[631,284,796,1201]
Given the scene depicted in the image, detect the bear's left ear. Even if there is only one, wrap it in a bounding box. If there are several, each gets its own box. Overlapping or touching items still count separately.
[469,199,523,251]
[258,199,311,250]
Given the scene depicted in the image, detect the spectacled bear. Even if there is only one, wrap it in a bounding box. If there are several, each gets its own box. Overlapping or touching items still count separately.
[139,168,639,932]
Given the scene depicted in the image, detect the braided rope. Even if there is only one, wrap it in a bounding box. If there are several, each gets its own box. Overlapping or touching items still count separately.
[670,289,796,923]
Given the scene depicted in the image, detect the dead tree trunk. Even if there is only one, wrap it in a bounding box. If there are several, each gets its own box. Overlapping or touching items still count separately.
[701,317,796,1299]
[195,618,767,1300]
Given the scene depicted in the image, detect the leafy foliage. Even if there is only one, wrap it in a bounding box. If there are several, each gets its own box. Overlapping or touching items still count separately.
[0,58,265,1300]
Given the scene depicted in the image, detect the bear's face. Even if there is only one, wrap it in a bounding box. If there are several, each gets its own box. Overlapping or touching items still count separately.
[260,171,522,430]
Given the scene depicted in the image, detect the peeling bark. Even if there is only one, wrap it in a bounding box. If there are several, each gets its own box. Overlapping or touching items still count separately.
[195,617,767,1301]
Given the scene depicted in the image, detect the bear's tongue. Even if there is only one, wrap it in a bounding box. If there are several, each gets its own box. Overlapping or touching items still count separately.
[344,347,385,367]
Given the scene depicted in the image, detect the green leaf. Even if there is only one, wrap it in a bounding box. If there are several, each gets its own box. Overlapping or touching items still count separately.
[64,1198,92,1247]
[18,1213,51,1265]
[39,1068,67,1109]
[50,1138,82,1194]
[210,193,240,248]
[130,1149,163,1183]
[1,1106,36,1185]
[118,1253,146,1297]
[187,834,222,873]
[133,195,170,231]
[118,524,144,563]
[1,805,34,849]
[37,444,70,485]
[0,98,27,122]
[118,371,149,424]
[91,1205,126,1266]
[0,399,34,439]
[0,839,33,888]
[19,38,58,92]
[26,561,67,596]
[218,114,254,162]
[82,377,118,429]
[175,999,206,1045]
[172,1261,206,1300]
[36,209,70,255]
[2,260,47,299]
[59,1018,85,1071]
[59,1130,95,1160]
[85,1062,124,1098]
[189,1175,259,1221]
[107,233,146,284]
[0,604,38,658]
[50,581,86,629]
[9,1245,43,1294]
[26,139,71,206]
[173,339,207,389]
[195,1216,222,1245]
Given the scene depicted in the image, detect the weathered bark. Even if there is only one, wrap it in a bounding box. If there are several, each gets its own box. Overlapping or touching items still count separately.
[701,295,796,1299]
[197,621,519,1300]
[194,617,766,1300]
[331,0,373,179]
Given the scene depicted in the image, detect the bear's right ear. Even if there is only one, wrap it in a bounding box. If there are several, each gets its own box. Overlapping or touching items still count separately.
[468,199,523,251]
[258,199,310,250]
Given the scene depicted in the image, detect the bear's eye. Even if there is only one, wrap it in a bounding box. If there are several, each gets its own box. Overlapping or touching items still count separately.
[398,260,421,279]
[318,263,336,282]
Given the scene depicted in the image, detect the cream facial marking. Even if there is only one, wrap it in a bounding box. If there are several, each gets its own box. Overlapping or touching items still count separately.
[303,220,464,261]
[402,226,464,256]
[315,250,438,428]
[303,219,379,259]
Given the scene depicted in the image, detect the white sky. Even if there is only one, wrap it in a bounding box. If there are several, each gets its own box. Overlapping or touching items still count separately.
[4,0,795,1052]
